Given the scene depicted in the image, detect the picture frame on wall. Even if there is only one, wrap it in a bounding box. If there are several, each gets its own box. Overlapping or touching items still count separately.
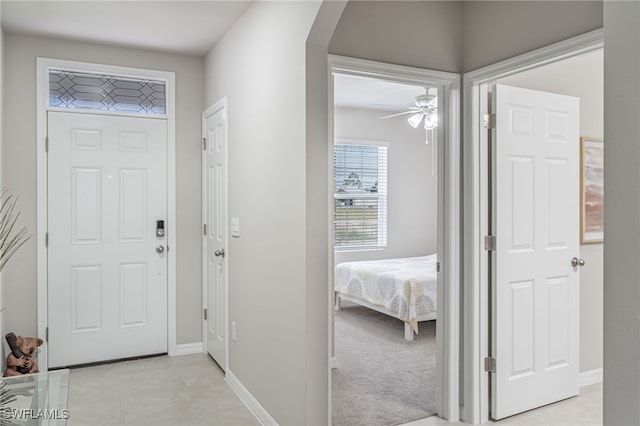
[580,137,604,244]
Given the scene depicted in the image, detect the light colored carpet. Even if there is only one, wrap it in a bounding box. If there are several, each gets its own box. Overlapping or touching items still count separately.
[332,305,437,426]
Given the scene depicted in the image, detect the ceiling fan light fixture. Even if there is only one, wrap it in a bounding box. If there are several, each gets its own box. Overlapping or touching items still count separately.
[408,113,424,128]
[424,113,437,130]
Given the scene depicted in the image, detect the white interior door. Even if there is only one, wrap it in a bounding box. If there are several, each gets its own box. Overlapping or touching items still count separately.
[492,84,580,419]
[48,111,168,368]
[203,101,228,371]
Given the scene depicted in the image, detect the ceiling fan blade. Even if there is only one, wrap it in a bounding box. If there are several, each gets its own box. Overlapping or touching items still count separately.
[378,110,417,119]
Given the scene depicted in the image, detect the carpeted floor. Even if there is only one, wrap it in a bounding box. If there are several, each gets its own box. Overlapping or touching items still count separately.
[332,305,437,426]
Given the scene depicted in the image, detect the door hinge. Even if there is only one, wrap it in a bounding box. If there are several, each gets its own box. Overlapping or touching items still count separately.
[436,262,441,273]
[45,232,49,248]
[203,308,208,321]
[483,113,496,129]
[202,137,207,151]
[203,224,208,236]
[45,136,49,153]
[484,235,496,251]
[45,327,49,342]
[484,356,496,372]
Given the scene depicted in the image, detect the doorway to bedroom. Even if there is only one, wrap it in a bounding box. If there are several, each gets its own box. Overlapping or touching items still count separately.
[328,56,458,426]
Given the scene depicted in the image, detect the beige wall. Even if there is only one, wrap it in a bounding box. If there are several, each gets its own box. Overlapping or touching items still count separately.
[204,2,326,424]
[329,1,462,73]
[462,1,603,72]
[330,1,603,74]
[333,107,438,264]
[2,33,204,345]
[603,2,640,424]
[499,50,604,373]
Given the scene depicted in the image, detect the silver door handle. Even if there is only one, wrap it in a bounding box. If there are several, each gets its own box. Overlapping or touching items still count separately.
[156,245,165,254]
[214,249,225,258]
[571,257,585,268]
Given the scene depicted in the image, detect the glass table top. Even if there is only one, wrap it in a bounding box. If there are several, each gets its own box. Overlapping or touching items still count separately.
[0,369,70,426]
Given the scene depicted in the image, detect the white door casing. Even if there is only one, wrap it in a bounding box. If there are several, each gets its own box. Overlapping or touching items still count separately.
[328,55,461,420]
[491,84,580,419]
[48,111,168,367]
[462,30,603,425]
[202,99,228,371]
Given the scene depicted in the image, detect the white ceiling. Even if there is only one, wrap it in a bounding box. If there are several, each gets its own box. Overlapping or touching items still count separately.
[334,74,429,112]
[2,1,429,109]
[0,1,252,56]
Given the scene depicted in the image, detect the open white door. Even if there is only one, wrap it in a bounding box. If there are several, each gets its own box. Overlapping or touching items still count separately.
[491,84,581,419]
[203,100,228,371]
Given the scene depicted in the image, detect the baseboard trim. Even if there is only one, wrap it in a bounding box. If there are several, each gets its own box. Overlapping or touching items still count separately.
[579,368,603,387]
[226,369,277,426]
[174,342,204,356]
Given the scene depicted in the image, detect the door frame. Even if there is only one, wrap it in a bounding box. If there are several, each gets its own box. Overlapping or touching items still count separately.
[201,97,229,371]
[36,58,177,370]
[462,29,603,424]
[328,55,461,421]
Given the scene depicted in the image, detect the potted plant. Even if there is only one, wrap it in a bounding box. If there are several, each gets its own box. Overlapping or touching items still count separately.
[0,189,29,422]
[0,189,30,271]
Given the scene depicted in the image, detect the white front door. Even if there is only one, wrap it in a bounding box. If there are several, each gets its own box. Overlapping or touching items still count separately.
[492,84,580,419]
[48,111,168,368]
[203,101,228,370]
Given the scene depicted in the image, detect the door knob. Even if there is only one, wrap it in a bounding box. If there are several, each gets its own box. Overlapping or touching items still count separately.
[214,249,225,258]
[156,245,165,254]
[571,257,585,268]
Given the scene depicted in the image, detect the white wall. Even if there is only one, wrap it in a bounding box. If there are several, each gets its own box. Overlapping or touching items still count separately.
[2,33,204,345]
[499,50,604,373]
[204,2,327,424]
[603,2,640,424]
[333,107,438,264]
[462,1,603,72]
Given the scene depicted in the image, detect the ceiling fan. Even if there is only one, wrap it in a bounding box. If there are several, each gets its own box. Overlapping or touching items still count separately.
[378,92,438,130]
[378,91,438,147]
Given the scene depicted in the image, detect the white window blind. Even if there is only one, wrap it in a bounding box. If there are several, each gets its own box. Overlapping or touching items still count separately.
[334,143,387,249]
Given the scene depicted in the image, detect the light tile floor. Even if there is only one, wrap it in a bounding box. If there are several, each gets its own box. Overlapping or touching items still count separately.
[403,382,602,426]
[66,354,259,426]
[67,354,602,426]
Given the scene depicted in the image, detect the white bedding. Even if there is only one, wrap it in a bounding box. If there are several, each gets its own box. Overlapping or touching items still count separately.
[334,254,437,333]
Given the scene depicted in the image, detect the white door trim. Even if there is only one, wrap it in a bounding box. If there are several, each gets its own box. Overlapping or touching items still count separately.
[201,97,230,370]
[328,54,461,421]
[462,28,603,424]
[36,58,177,370]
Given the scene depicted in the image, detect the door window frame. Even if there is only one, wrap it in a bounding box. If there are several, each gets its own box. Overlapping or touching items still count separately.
[462,29,603,424]
[36,58,177,370]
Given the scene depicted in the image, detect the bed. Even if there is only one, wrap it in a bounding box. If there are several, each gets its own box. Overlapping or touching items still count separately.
[334,254,437,341]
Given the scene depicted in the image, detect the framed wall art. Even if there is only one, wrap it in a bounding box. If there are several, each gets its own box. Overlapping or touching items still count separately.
[580,137,604,243]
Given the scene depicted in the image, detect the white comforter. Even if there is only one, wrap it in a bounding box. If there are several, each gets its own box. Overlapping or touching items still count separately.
[334,254,437,333]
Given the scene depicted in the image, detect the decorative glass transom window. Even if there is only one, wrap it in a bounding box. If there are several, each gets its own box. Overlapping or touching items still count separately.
[334,142,388,250]
[48,69,167,115]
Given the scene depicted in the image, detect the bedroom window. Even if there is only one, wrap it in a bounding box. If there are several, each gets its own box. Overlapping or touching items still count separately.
[333,142,388,250]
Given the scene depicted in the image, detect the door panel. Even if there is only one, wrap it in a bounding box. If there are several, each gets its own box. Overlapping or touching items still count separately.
[48,111,168,367]
[203,102,228,370]
[492,84,580,419]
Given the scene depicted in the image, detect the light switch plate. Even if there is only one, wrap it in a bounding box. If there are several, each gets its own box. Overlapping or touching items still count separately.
[231,217,240,238]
